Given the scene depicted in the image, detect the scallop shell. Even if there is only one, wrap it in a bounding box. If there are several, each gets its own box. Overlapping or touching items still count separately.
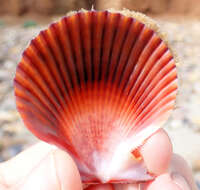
[14,10,178,184]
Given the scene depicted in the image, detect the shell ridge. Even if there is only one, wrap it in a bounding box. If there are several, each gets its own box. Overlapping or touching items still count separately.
[124,33,162,99]
[16,93,57,127]
[137,98,176,132]
[134,58,176,112]
[102,13,121,81]
[17,98,57,132]
[39,30,69,95]
[142,89,177,124]
[43,27,75,110]
[110,18,136,84]
[134,84,177,128]
[122,37,165,117]
[118,24,146,89]
[54,22,74,90]
[135,70,176,120]
[77,12,87,83]
[92,11,104,81]
[129,41,168,104]
[90,11,95,82]
[30,35,67,109]
[132,50,173,109]
[120,27,154,92]
[65,17,82,86]
[97,11,108,81]
[78,12,93,82]
[15,71,75,140]
[120,64,176,134]
[108,16,133,84]
[99,13,123,125]
[14,72,60,120]
[50,23,74,95]
[59,18,79,87]
[21,46,78,134]
[65,15,84,85]
[17,56,62,113]
[76,13,89,84]
[112,27,155,131]
[114,20,143,85]
[133,70,177,125]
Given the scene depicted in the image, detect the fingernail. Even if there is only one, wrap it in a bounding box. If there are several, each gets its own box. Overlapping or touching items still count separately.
[172,173,191,190]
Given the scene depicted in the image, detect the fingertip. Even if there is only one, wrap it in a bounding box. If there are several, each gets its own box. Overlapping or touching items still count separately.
[19,147,82,190]
[140,129,173,175]
[0,142,82,190]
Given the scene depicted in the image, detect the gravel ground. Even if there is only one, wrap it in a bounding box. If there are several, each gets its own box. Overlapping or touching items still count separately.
[0,17,200,186]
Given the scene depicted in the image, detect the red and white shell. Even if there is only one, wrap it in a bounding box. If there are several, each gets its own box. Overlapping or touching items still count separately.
[14,10,178,184]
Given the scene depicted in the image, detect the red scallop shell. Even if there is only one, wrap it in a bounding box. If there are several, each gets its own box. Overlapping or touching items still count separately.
[14,10,178,184]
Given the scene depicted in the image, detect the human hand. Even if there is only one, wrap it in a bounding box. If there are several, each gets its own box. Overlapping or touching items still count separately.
[0,129,197,190]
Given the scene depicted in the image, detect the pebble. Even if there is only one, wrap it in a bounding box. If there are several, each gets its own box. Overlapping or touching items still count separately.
[0,110,19,122]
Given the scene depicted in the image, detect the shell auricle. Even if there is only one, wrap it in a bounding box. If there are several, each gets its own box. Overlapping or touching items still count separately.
[14,9,178,184]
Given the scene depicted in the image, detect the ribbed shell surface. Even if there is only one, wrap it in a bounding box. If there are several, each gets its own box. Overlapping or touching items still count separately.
[14,10,178,183]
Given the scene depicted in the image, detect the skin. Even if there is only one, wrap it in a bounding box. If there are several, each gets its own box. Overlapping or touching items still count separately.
[0,129,197,190]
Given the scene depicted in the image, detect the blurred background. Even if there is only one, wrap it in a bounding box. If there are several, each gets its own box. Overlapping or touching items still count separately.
[0,0,200,188]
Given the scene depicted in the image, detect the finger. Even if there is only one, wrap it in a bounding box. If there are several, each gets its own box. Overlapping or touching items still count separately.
[170,154,198,190]
[0,142,54,186]
[141,174,182,190]
[141,154,197,190]
[0,142,82,190]
[139,129,173,175]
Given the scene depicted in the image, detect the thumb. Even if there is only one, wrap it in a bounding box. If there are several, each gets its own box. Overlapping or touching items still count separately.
[0,142,82,190]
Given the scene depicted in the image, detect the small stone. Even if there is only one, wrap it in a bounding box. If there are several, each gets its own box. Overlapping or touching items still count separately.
[23,21,37,28]
[0,21,4,27]
[193,160,200,171]
[168,120,183,129]
[195,172,200,190]
[0,70,10,81]
[1,144,23,160]
[0,93,17,110]
[0,82,10,95]
[0,110,19,122]
[3,60,15,70]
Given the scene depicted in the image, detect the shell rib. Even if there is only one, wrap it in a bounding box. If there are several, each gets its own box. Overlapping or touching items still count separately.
[14,10,178,184]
